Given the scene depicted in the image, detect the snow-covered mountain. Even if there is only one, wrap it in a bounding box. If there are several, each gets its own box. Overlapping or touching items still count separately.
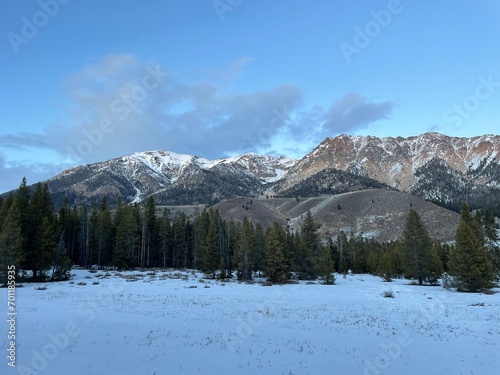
[31,132,500,210]
[281,132,500,212]
[284,132,500,191]
[47,150,296,206]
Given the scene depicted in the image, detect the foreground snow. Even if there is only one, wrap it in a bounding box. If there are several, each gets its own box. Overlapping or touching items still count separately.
[2,269,499,375]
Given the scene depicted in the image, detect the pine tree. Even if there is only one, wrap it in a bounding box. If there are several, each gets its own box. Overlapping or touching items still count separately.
[24,183,57,280]
[51,232,72,281]
[36,216,58,279]
[299,210,320,279]
[264,223,289,283]
[482,209,500,280]
[337,231,349,273]
[0,193,14,231]
[253,223,265,277]
[16,177,31,253]
[0,200,24,285]
[113,204,140,269]
[202,210,219,278]
[96,197,114,268]
[376,248,399,282]
[348,234,367,273]
[233,217,255,280]
[448,204,494,292]
[193,210,210,270]
[428,241,444,285]
[58,198,81,265]
[401,209,436,285]
[317,245,335,284]
[159,208,172,268]
[172,211,189,269]
[142,197,159,267]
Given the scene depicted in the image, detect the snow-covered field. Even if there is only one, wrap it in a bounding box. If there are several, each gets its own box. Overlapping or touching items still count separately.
[2,269,499,375]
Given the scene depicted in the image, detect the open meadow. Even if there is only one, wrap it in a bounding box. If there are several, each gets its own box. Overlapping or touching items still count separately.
[2,269,499,375]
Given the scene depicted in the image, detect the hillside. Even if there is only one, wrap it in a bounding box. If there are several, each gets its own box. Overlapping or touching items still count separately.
[214,189,460,242]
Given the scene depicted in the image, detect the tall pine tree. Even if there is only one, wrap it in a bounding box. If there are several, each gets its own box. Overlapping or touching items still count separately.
[0,199,24,285]
[448,204,494,292]
[401,209,438,285]
[264,223,289,283]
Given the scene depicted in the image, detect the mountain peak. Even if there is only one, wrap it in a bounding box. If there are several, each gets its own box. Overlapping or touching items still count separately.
[14,133,499,212]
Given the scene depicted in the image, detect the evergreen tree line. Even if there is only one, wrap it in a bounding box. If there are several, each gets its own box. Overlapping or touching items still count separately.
[1,178,498,292]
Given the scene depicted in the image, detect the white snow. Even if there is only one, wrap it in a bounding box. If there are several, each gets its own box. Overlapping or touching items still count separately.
[3,269,499,375]
[127,151,297,185]
[130,186,142,204]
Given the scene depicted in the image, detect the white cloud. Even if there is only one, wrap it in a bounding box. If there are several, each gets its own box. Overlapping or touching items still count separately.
[0,54,394,192]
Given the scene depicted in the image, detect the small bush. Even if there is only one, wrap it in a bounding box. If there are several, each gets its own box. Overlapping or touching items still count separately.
[92,281,100,285]
[35,286,47,291]
[77,282,87,286]
[383,290,394,298]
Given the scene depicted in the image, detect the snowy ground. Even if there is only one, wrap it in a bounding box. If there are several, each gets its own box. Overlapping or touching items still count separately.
[2,269,499,375]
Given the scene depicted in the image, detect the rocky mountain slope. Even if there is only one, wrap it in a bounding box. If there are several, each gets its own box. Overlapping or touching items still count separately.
[213,190,460,242]
[44,151,295,207]
[280,133,500,213]
[9,133,500,213]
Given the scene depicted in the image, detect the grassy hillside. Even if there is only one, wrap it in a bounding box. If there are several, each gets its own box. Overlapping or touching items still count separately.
[213,189,460,242]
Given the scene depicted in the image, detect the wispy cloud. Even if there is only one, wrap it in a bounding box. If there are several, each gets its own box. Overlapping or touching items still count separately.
[0,54,393,192]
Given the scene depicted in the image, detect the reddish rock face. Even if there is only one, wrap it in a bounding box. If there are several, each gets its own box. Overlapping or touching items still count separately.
[281,133,500,192]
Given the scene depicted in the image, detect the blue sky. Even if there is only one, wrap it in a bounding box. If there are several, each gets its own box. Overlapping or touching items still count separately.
[1,0,499,193]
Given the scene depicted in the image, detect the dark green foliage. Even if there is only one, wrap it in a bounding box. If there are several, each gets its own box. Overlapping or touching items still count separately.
[264,223,289,283]
[317,245,336,284]
[401,209,440,285]
[233,218,255,280]
[0,199,24,285]
[411,158,500,216]
[200,210,220,278]
[159,208,172,268]
[276,168,393,198]
[24,183,57,280]
[51,233,72,281]
[336,231,349,273]
[348,234,368,273]
[113,203,140,269]
[298,210,320,279]
[0,193,14,231]
[448,204,495,292]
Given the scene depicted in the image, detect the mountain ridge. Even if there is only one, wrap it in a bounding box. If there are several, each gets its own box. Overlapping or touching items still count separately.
[5,132,500,214]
